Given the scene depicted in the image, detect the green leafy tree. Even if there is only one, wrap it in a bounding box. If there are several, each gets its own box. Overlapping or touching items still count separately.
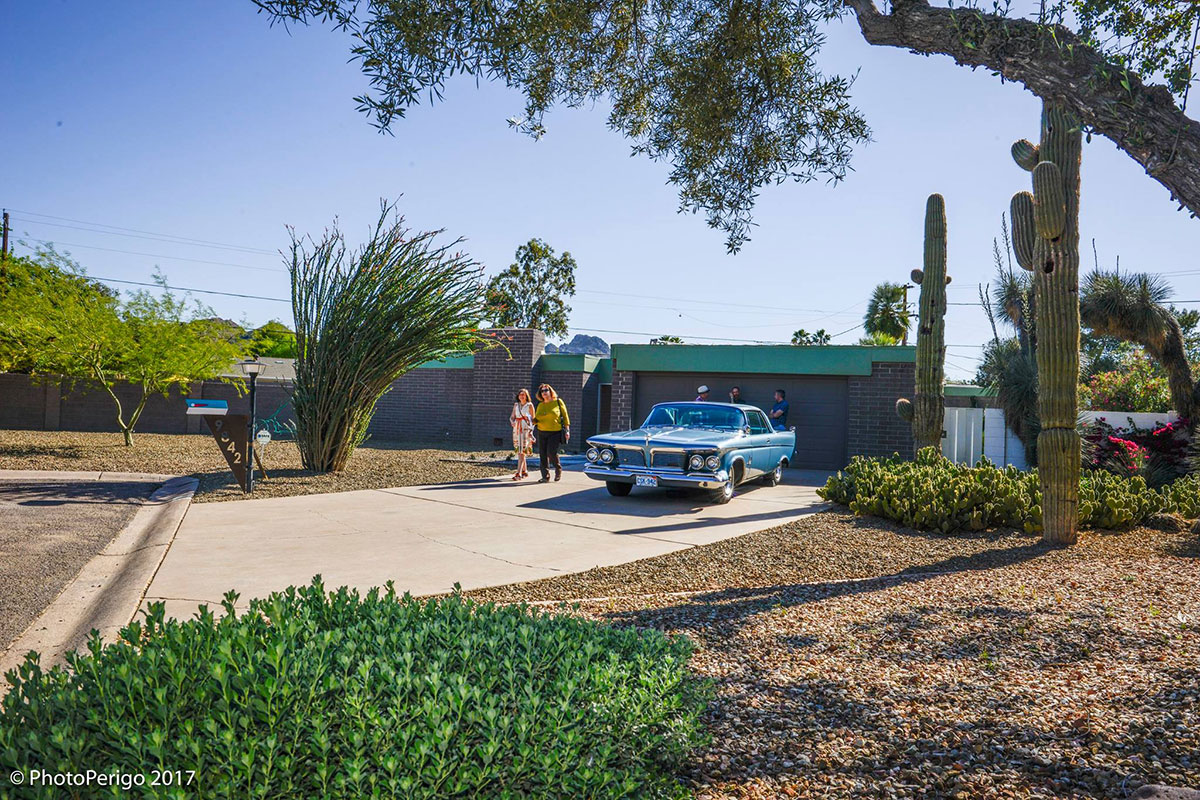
[485,239,577,338]
[792,328,831,345]
[0,253,246,447]
[1080,353,1173,412]
[254,0,1200,251]
[650,335,684,345]
[250,320,298,358]
[863,283,910,343]
[289,202,490,473]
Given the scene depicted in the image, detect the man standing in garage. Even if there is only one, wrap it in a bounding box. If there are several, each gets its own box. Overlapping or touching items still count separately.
[769,389,789,431]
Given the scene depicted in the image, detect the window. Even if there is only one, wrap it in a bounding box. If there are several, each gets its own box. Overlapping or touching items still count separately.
[644,404,745,431]
[746,411,771,435]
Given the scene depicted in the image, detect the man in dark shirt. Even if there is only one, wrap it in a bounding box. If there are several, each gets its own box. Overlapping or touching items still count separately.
[728,386,743,405]
[769,389,789,431]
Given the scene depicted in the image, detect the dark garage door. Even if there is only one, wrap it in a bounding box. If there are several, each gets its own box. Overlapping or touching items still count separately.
[632,372,849,470]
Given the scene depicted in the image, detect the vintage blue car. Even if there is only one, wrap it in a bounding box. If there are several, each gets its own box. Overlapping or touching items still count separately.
[583,402,796,503]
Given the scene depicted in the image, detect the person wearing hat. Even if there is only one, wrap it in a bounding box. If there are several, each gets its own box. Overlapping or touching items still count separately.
[695,385,710,401]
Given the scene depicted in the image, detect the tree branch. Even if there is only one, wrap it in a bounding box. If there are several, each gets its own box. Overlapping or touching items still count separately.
[845,0,1200,217]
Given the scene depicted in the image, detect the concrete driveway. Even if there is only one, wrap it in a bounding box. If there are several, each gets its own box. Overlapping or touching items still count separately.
[145,468,831,619]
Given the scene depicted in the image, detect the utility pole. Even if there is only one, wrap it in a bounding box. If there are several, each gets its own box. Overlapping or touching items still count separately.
[1,210,9,262]
[901,282,914,346]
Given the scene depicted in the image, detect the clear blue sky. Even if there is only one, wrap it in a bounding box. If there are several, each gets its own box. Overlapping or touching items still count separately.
[5,1,1200,381]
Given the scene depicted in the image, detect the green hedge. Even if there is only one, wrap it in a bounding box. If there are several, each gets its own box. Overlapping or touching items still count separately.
[0,580,709,799]
[819,447,1199,534]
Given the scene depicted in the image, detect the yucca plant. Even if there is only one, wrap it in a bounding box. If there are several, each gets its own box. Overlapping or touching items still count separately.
[289,203,489,472]
[1080,270,1197,421]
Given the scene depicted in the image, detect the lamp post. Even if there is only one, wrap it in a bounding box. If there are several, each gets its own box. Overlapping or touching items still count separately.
[238,359,266,492]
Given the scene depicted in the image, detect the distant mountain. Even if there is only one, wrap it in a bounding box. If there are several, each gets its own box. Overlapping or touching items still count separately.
[546,334,610,356]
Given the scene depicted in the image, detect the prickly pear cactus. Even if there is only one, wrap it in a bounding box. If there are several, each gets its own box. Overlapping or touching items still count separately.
[1010,103,1082,545]
[895,194,950,455]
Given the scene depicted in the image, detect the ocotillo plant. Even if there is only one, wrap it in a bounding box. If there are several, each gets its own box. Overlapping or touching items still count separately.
[896,194,950,454]
[1009,103,1082,545]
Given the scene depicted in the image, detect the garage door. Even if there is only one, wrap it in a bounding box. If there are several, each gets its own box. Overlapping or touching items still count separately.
[633,372,849,470]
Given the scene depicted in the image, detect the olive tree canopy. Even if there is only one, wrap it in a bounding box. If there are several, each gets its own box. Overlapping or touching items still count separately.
[254,0,1199,250]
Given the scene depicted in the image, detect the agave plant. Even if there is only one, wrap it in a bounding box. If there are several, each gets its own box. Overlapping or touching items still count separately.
[289,202,489,472]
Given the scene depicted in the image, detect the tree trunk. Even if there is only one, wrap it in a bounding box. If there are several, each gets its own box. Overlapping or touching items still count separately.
[845,0,1200,219]
[1152,325,1197,421]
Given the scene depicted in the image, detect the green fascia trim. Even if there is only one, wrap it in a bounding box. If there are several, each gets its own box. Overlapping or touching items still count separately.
[538,354,612,377]
[416,353,475,369]
[944,384,997,397]
[610,345,915,376]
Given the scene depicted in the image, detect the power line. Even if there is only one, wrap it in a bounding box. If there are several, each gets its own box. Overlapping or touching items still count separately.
[90,276,290,303]
[8,208,278,255]
[21,237,286,273]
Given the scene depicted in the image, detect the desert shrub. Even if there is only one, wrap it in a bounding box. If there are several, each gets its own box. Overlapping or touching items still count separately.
[821,447,1176,533]
[0,579,708,800]
[1080,353,1172,412]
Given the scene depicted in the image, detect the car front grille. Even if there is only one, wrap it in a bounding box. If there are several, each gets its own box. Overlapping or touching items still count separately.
[651,451,685,469]
[617,449,646,467]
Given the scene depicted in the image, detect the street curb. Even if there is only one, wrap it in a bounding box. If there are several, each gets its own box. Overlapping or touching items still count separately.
[1,474,198,675]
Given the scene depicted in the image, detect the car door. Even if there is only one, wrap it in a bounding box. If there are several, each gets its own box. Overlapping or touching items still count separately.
[744,411,773,476]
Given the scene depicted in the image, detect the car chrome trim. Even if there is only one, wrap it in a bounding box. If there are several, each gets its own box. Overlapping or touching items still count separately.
[584,465,729,490]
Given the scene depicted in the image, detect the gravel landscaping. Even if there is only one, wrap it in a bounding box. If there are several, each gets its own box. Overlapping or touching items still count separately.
[0,430,510,503]
[466,512,1200,798]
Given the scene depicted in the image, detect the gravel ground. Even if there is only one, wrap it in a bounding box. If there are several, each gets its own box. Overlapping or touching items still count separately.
[0,430,510,503]
[467,512,1200,798]
[0,479,156,651]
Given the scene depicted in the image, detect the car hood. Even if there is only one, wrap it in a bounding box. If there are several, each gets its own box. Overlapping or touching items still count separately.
[588,426,741,448]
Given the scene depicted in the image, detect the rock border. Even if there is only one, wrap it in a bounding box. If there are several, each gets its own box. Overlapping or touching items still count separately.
[0,472,198,674]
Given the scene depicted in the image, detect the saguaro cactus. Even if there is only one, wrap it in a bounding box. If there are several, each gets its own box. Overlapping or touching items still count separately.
[896,194,950,455]
[1009,103,1082,545]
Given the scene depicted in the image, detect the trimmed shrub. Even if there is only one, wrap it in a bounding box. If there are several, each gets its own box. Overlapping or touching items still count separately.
[0,579,709,800]
[820,447,1196,533]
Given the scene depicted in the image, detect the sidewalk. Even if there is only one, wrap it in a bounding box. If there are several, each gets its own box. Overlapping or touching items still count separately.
[144,469,831,619]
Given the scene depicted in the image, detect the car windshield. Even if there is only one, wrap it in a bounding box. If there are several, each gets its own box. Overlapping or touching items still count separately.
[643,404,745,431]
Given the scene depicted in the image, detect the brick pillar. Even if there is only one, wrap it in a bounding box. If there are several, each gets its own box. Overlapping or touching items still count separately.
[471,328,546,447]
[847,362,916,459]
[611,369,635,431]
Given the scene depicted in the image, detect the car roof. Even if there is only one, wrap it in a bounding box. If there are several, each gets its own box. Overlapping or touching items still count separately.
[651,401,757,410]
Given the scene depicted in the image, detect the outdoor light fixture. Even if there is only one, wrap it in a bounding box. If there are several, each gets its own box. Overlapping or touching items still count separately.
[237,359,266,492]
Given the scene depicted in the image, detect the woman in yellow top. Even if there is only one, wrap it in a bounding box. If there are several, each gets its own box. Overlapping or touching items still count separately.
[533,383,570,483]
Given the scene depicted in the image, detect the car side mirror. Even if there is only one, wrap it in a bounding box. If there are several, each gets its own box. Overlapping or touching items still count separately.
[742,426,752,435]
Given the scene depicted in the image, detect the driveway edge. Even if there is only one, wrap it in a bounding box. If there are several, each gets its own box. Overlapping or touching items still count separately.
[1,475,198,675]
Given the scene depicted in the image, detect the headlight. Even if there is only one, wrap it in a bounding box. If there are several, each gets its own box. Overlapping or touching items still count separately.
[600,448,615,464]
[688,454,705,470]
[705,455,720,471]
[586,447,599,462]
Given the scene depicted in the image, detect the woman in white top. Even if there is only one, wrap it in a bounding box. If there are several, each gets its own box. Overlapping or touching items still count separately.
[510,388,535,480]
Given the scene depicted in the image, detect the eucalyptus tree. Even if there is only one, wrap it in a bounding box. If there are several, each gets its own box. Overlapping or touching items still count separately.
[289,203,489,472]
[253,0,1200,251]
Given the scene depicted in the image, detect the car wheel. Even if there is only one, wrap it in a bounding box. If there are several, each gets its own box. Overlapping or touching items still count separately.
[711,478,734,505]
[606,481,633,497]
[761,463,782,487]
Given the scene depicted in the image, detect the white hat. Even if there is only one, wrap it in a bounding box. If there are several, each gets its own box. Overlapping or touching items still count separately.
[697,385,710,393]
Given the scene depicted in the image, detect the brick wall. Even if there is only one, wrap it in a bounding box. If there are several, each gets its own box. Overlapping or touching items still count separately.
[610,369,636,431]
[848,362,916,458]
[369,368,474,442]
[0,374,53,430]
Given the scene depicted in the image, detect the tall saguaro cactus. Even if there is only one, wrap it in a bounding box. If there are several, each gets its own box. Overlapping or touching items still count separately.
[896,194,950,454]
[1009,103,1082,545]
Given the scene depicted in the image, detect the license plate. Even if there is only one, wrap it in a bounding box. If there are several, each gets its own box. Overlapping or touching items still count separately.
[635,475,658,487]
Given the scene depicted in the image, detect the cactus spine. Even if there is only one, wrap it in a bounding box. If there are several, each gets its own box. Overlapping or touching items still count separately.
[1010,103,1082,545]
[896,194,950,455]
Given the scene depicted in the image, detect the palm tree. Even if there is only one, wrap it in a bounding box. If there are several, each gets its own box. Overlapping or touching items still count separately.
[857,331,901,346]
[863,282,910,344]
[1080,270,1196,420]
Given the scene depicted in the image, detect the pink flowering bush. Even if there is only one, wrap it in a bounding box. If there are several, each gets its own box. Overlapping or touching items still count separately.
[1083,417,1192,487]
[1080,354,1172,413]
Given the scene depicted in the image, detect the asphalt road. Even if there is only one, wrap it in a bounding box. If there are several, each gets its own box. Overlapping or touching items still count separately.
[0,479,156,651]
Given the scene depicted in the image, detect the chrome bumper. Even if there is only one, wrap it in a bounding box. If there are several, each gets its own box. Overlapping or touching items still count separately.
[583,465,729,490]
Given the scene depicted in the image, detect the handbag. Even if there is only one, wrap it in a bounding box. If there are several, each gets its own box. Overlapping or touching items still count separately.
[557,399,570,442]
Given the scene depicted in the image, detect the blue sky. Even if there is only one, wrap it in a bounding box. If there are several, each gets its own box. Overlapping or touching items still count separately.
[5,1,1200,381]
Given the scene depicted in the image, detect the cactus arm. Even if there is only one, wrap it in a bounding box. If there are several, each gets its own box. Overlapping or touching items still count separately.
[1012,140,1039,171]
[1031,162,1067,240]
[1010,192,1036,271]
